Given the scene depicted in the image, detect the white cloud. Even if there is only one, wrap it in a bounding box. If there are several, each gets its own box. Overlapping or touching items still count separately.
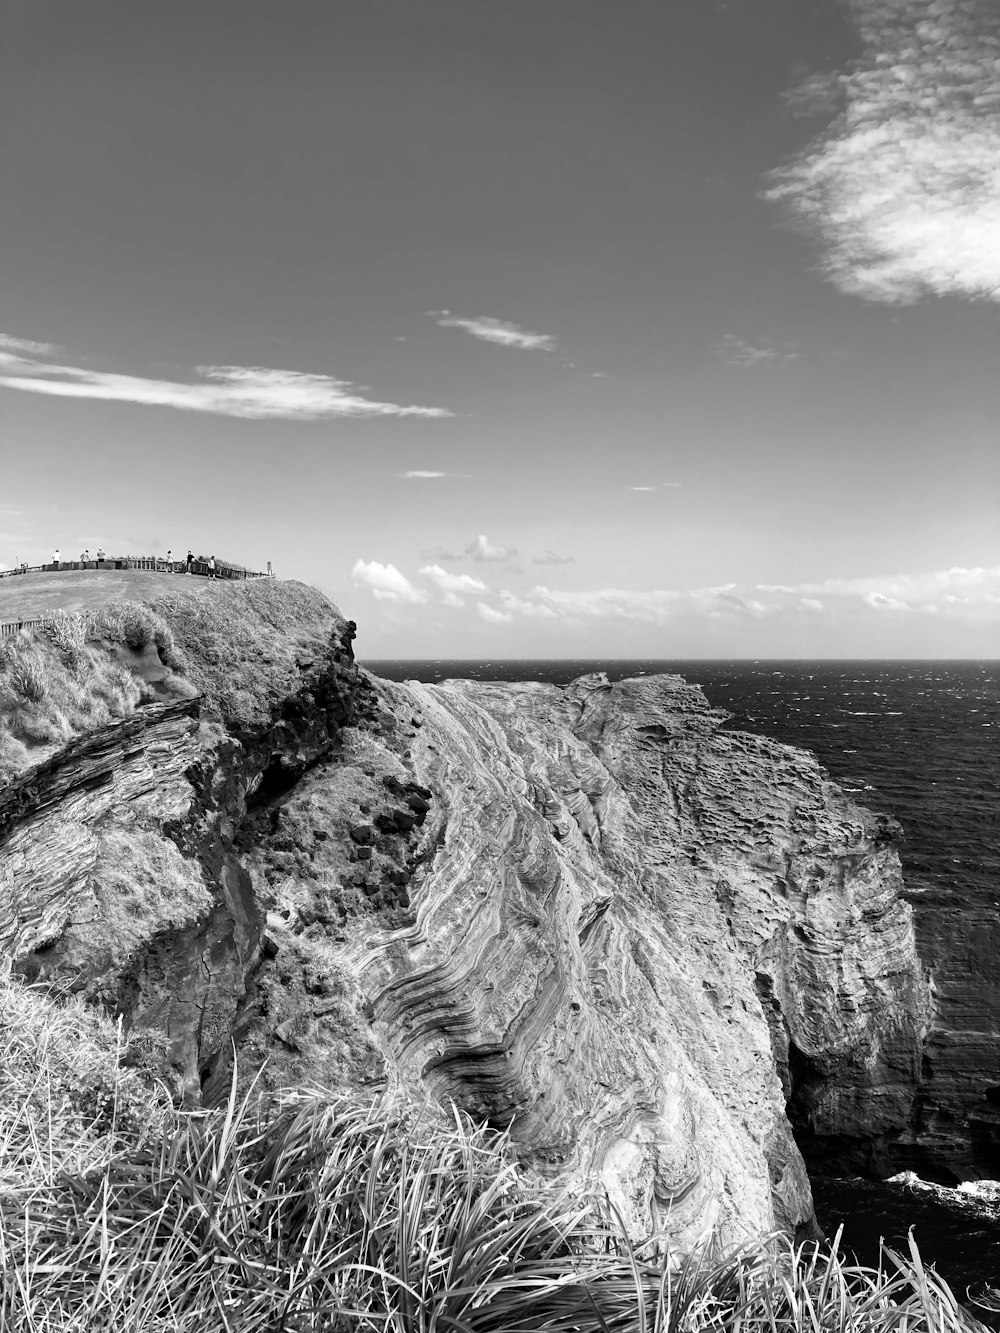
[477,602,513,624]
[0,338,452,420]
[399,470,467,479]
[498,590,557,619]
[719,335,798,368]
[471,565,1000,625]
[629,486,656,493]
[467,534,517,562]
[429,311,556,352]
[767,0,1000,303]
[531,549,575,567]
[0,334,60,357]
[419,564,488,597]
[351,559,429,604]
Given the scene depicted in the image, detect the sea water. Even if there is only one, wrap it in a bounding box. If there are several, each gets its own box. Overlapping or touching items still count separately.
[362,658,1000,1288]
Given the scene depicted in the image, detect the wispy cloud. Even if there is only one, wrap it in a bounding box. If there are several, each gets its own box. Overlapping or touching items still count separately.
[531,549,575,567]
[768,0,1000,303]
[351,559,429,604]
[399,470,467,479]
[719,335,798,369]
[0,334,60,356]
[627,482,683,493]
[0,336,452,420]
[429,311,556,352]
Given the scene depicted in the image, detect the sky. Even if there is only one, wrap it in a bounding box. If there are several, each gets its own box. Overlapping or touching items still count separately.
[2,0,998,658]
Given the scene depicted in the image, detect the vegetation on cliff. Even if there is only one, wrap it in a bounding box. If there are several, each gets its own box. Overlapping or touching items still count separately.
[0,580,342,784]
[0,976,983,1333]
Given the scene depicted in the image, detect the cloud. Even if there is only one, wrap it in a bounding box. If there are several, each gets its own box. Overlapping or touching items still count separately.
[429,311,556,352]
[419,564,488,597]
[629,486,657,493]
[472,565,1000,625]
[719,335,798,369]
[0,337,452,420]
[628,482,683,493]
[0,334,60,357]
[531,549,575,567]
[767,0,1000,303]
[399,470,468,479]
[498,590,557,619]
[351,559,429,604]
[467,534,517,562]
[477,602,513,624]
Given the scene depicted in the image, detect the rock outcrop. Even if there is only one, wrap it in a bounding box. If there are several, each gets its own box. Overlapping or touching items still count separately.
[0,588,930,1246]
[342,672,928,1244]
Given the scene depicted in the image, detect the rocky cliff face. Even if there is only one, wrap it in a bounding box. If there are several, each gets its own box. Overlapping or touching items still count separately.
[0,591,930,1246]
[339,672,928,1244]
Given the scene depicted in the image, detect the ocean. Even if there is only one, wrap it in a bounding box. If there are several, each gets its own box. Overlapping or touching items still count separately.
[363,659,1000,1289]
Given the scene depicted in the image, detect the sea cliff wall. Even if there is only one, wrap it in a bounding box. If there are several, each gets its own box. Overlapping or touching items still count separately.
[0,588,931,1246]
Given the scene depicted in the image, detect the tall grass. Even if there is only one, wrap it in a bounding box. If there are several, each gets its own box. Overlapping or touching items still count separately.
[0,602,196,782]
[0,983,986,1333]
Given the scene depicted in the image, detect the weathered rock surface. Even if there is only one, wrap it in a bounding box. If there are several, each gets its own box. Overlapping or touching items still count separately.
[1,610,365,1102]
[0,595,930,1246]
[337,672,927,1244]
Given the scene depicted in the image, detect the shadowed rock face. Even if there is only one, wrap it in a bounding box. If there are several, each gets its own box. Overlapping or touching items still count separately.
[0,624,365,1102]
[354,673,929,1244]
[0,645,929,1246]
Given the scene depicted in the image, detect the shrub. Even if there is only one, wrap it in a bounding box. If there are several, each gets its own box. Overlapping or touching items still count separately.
[9,654,48,703]
[46,610,88,659]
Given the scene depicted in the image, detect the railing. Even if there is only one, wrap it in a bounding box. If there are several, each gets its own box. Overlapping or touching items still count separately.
[0,618,47,639]
[0,556,270,581]
[0,556,273,638]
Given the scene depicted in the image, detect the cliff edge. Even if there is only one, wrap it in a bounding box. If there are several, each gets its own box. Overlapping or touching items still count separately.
[0,582,929,1247]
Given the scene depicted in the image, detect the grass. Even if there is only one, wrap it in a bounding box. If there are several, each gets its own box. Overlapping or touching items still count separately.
[0,603,198,784]
[0,977,986,1333]
[145,578,345,727]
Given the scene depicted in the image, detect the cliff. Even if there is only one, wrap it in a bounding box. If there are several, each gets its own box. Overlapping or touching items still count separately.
[0,582,930,1246]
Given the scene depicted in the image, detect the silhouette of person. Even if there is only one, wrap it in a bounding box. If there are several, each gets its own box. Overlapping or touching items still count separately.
[53,548,60,569]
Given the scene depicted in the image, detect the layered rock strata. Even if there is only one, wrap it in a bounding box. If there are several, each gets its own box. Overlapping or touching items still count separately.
[0,611,930,1245]
[0,615,365,1101]
[337,672,928,1244]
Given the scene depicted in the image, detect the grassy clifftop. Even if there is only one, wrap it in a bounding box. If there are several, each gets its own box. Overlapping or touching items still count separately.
[0,577,343,782]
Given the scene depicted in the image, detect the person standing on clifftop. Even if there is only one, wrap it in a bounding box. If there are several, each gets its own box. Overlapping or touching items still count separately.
[186,548,194,573]
[166,549,172,570]
[208,555,216,579]
[52,548,60,569]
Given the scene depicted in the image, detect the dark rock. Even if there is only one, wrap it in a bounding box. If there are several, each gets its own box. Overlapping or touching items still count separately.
[261,933,279,960]
[356,846,373,861]
[349,824,374,845]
